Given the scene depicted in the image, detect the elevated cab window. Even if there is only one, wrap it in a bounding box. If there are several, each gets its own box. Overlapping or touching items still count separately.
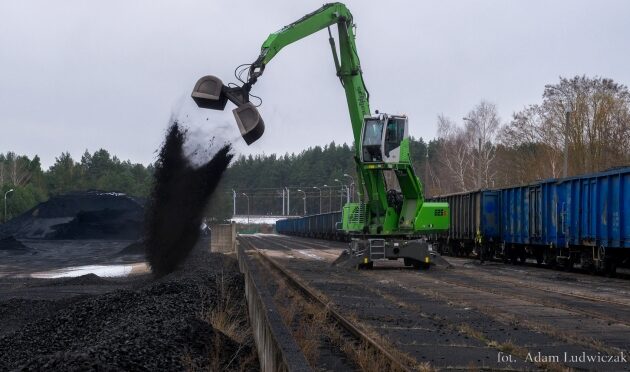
[384,118,404,156]
[363,120,383,146]
[362,119,384,162]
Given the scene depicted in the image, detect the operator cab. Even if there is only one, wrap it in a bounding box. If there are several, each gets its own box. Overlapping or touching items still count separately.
[361,114,408,163]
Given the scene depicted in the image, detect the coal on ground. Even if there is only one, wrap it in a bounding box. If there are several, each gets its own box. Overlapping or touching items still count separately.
[51,209,143,240]
[0,236,32,254]
[145,122,232,277]
[0,247,259,371]
[116,241,145,256]
[43,273,113,287]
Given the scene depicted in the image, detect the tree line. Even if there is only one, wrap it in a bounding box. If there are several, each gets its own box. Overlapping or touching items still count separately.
[0,150,153,222]
[434,76,630,193]
[3,75,628,223]
[0,140,433,223]
[205,139,435,221]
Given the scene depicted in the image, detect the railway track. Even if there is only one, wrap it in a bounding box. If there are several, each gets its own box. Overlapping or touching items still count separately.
[242,234,630,371]
[279,234,630,309]
[450,261,630,307]
[279,230,630,280]
[278,237,630,308]
[443,250,630,280]
[239,237,414,371]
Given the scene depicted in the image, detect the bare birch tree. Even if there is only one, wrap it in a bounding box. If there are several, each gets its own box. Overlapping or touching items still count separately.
[463,101,500,188]
[437,115,471,192]
[500,76,630,182]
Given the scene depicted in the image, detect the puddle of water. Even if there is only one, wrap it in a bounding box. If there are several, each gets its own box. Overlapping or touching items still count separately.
[31,263,149,278]
[297,250,323,261]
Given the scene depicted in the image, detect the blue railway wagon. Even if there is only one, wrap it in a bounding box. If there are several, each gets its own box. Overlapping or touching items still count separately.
[499,167,630,270]
[558,167,630,249]
[275,217,294,235]
[553,167,630,270]
[504,179,563,247]
[276,167,629,273]
[275,211,344,240]
[429,190,500,257]
[499,180,556,263]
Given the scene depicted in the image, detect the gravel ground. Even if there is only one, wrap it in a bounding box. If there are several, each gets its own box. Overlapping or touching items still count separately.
[0,246,259,371]
[245,235,630,371]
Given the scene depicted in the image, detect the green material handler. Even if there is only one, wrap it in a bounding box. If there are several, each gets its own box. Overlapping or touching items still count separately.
[191,3,449,269]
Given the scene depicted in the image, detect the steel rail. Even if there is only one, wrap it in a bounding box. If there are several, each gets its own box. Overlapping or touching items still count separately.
[419,275,630,328]
[460,270,630,308]
[267,235,630,329]
[274,234,630,305]
[239,237,414,372]
[446,252,630,281]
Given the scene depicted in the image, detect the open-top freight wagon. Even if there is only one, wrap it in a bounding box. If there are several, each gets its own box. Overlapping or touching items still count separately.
[275,211,346,241]
[429,167,630,273]
[276,167,629,274]
[427,190,500,259]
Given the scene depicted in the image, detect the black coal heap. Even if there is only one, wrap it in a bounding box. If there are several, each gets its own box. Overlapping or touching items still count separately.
[0,191,144,240]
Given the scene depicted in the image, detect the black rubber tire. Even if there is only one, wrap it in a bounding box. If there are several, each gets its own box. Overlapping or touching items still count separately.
[411,260,431,270]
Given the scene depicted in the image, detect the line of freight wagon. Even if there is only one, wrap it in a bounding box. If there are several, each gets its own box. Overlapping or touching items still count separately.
[275,167,630,275]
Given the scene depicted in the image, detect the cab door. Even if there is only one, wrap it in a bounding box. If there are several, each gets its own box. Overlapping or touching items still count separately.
[383,116,407,163]
[361,117,385,163]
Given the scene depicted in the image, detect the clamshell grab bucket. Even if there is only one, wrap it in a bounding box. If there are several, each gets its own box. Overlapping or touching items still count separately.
[191,75,228,110]
[233,102,265,145]
[191,75,265,145]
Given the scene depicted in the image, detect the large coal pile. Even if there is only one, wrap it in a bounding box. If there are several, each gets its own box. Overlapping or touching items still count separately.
[117,240,145,256]
[0,249,258,371]
[0,236,32,254]
[145,123,232,277]
[0,191,144,240]
[52,208,143,240]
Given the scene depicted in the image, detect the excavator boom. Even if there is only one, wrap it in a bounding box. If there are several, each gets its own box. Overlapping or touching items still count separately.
[192,2,449,268]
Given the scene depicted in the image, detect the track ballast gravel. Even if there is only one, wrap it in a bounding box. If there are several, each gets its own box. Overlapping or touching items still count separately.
[0,247,258,371]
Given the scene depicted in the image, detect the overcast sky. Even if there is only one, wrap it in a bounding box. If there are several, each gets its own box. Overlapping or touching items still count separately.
[1,0,629,168]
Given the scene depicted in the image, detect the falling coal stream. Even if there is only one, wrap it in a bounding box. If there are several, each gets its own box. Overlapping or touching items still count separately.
[145,122,232,277]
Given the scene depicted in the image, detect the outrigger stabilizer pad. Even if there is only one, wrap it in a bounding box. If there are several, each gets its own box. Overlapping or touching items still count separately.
[191,75,265,145]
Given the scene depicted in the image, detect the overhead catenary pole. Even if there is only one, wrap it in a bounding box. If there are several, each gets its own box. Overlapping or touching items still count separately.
[297,189,307,215]
[343,173,354,202]
[341,185,349,205]
[282,188,285,216]
[232,189,236,216]
[335,178,344,210]
[323,184,331,213]
[242,193,250,224]
[424,147,429,197]
[348,181,354,203]
[564,109,571,178]
[313,186,322,214]
[478,137,482,189]
[285,187,290,216]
